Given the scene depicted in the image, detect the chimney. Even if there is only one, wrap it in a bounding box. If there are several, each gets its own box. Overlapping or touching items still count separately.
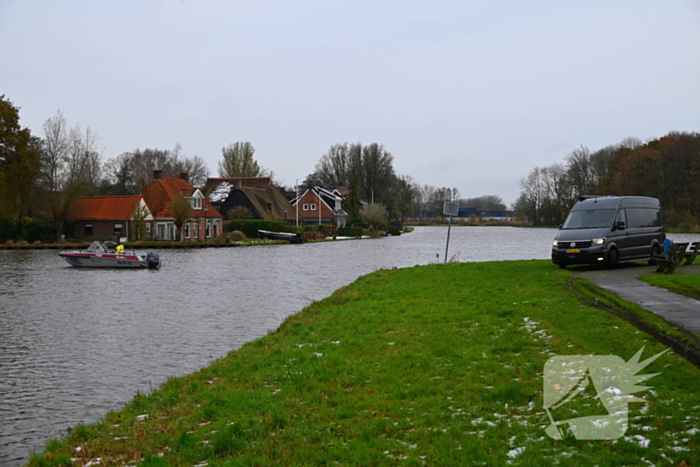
[153,170,163,180]
[179,172,189,183]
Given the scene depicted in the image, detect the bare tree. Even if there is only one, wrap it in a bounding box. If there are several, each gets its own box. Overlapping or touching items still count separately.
[460,195,507,211]
[312,142,363,188]
[102,152,135,195]
[170,192,193,241]
[65,123,101,195]
[40,111,70,238]
[565,145,594,199]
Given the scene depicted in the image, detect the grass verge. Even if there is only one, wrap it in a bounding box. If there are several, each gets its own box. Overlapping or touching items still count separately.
[29,261,700,466]
[639,273,700,301]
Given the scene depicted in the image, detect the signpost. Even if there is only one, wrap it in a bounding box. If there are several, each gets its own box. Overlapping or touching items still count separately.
[443,202,459,263]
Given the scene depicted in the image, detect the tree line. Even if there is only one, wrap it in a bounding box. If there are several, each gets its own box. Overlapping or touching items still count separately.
[1,93,508,242]
[515,132,700,227]
[0,97,213,241]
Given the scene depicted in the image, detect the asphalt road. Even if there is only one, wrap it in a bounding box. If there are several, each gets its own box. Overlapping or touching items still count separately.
[573,263,700,335]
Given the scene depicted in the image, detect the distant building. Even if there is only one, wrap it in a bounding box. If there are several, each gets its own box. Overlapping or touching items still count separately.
[291,187,347,226]
[202,177,295,222]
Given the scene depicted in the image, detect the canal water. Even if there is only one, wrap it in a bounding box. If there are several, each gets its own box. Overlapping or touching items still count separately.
[1,226,556,465]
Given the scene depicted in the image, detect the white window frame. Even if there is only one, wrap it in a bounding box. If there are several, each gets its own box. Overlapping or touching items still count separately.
[310,203,317,211]
[303,204,309,211]
[188,196,202,210]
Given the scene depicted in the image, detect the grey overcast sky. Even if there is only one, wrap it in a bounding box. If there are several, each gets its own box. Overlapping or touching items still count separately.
[2,1,699,206]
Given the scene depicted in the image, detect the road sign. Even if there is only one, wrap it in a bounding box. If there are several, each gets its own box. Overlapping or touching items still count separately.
[443,202,459,217]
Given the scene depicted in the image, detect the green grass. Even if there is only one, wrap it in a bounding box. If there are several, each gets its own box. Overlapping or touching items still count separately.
[640,273,700,300]
[29,261,700,466]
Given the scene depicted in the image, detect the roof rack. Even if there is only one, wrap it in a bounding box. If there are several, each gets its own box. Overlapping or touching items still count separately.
[578,195,616,202]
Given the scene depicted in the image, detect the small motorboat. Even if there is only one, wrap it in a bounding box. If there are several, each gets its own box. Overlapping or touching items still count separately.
[59,241,160,269]
[257,230,303,244]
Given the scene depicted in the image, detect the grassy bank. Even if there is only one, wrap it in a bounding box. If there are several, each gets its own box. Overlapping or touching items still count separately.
[30,261,699,466]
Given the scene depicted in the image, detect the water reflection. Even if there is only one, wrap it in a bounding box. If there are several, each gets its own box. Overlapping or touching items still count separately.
[0,227,556,465]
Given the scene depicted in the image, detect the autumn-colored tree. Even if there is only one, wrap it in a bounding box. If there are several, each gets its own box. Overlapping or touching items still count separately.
[0,95,41,219]
[218,142,269,178]
[515,131,700,227]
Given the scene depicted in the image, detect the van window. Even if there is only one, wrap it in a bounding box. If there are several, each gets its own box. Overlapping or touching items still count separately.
[616,209,627,226]
[562,209,615,229]
[627,208,662,228]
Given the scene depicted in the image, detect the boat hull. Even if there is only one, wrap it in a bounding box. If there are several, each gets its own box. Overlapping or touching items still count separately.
[257,230,303,244]
[59,252,147,268]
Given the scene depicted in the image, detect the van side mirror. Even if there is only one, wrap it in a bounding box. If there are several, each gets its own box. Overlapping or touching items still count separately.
[616,221,626,231]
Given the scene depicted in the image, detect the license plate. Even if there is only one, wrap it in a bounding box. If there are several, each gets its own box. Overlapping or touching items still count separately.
[566,249,581,253]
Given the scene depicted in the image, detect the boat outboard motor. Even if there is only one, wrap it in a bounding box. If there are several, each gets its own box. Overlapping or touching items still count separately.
[146,251,160,269]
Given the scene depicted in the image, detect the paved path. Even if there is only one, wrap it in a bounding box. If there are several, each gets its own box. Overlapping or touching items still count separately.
[573,264,700,335]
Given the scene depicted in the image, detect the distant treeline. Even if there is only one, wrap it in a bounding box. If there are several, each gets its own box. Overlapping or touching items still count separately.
[514,131,700,228]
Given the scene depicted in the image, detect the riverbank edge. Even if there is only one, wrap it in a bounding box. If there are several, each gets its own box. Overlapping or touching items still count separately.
[26,260,700,466]
[0,236,367,250]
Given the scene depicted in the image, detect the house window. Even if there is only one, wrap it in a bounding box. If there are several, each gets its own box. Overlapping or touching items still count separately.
[310,203,317,211]
[213,222,218,237]
[193,221,198,238]
[266,203,272,213]
[146,223,151,234]
[114,223,123,236]
[188,197,202,210]
[185,222,190,238]
[84,224,93,236]
[303,204,309,211]
[206,221,211,238]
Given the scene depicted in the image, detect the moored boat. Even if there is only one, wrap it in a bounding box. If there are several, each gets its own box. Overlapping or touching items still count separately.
[59,241,160,269]
[257,230,303,244]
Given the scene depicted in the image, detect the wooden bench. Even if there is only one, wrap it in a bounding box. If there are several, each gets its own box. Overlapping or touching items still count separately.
[683,241,700,266]
[653,242,689,274]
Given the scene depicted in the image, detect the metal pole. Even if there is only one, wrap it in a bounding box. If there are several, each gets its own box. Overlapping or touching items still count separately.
[445,213,453,263]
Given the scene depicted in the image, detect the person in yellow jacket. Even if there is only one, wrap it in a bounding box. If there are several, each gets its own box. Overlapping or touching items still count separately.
[116,244,125,254]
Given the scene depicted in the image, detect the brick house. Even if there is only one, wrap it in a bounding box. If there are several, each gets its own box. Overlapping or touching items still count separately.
[141,171,224,241]
[66,195,153,242]
[291,186,347,226]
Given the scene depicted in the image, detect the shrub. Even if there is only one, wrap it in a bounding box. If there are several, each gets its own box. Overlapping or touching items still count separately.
[228,230,247,241]
[304,231,326,241]
[387,225,401,236]
[0,217,54,244]
[338,226,363,237]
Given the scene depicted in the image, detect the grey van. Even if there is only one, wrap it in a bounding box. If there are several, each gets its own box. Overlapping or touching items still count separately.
[551,196,665,268]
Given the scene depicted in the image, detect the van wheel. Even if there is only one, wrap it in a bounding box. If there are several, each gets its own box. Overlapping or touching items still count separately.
[606,248,619,269]
[558,264,567,269]
[648,245,662,265]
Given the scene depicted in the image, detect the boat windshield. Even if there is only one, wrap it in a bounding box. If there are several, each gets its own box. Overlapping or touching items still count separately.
[86,241,109,253]
[561,209,615,230]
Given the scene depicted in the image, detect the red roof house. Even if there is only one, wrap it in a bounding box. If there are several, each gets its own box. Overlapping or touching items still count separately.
[66,195,153,242]
[141,171,224,241]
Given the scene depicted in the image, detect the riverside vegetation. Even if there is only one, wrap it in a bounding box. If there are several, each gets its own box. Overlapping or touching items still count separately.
[28,261,699,466]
